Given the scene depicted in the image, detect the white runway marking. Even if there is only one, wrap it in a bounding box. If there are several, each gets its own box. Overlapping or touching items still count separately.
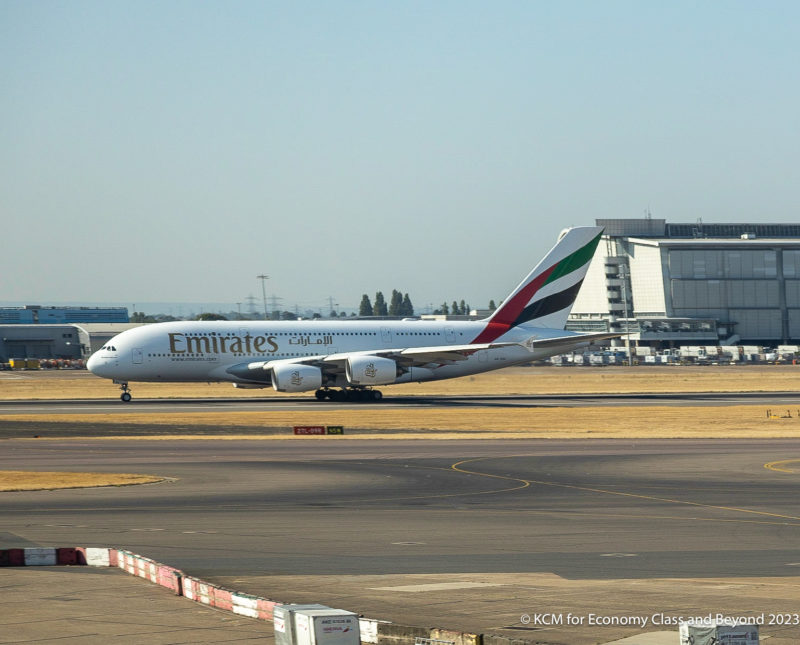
[129,528,165,532]
[370,582,505,592]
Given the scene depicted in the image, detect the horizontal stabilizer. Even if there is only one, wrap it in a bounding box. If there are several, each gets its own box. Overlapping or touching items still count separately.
[522,332,621,351]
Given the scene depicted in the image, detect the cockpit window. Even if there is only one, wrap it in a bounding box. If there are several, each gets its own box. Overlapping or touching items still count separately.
[101,345,117,351]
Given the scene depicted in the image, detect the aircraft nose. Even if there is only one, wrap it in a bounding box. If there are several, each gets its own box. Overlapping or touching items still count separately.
[87,352,110,377]
[86,352,100,374]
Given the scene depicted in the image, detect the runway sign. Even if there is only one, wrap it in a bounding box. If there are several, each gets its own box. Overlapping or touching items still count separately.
[294,426,326,435]
[293,426,345,435]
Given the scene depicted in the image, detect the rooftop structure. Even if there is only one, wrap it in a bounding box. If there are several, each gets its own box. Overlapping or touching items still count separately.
[569,218,800,346]
[0,306,129,325]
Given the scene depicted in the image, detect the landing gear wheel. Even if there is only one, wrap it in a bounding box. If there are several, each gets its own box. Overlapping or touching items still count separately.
[371,390,383,402]
[315,389,327,401]
[118,382,132,403]
[332,389,347,402]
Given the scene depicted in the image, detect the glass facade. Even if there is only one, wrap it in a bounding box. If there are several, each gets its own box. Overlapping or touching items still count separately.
[668,249,777,279]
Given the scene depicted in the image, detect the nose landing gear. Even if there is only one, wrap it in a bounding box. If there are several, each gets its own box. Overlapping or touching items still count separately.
[115,381,132,402]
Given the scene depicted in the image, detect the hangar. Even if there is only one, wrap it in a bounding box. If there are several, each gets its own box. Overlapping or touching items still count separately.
[0,306,135,362]
[0,323,139,363]
[569,218,800,347]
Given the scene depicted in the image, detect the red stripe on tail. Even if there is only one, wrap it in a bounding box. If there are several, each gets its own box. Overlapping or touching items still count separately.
[471,264,557,343]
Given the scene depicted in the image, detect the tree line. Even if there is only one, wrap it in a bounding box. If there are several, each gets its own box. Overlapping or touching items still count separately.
[432,298,498,315]
[359,290,414,316]
[358,293,498,317]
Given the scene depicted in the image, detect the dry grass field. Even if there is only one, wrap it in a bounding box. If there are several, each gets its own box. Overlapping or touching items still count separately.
[2,364,800,399]
[3,365,800,490]
[0,471,164,491]
[3,404,798,440]
[1,365,799,440]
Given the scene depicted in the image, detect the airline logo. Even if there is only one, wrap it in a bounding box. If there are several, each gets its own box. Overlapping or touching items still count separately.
[169,332,278,355]
[166,332,335,356]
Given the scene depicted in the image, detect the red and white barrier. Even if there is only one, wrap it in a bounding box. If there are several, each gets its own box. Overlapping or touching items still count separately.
[24,547,57,565]
[257,597,277,621]
[1,549,24,566]
[84,547,112,567]
[232,592,260,619]
[0,545,357,634]
[183,576,212,605]
[212,586,233,611]
[56,547,79,565]
[157,564,182,594]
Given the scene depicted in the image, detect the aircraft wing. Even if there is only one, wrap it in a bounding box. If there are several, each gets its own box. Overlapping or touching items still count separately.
[226,341,521,382]
[227,333,619,384]
[322,341,521,368]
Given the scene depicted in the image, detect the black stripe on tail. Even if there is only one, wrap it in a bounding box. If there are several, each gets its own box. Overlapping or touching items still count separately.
[511,279,585,327]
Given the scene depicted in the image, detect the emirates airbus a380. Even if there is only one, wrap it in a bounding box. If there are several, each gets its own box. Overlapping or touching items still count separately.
[88,226,616,402]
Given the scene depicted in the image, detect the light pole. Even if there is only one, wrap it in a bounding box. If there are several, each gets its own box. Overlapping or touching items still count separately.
[257,274,269,320]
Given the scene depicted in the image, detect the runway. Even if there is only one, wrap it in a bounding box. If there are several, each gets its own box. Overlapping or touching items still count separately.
[1,390,799,414]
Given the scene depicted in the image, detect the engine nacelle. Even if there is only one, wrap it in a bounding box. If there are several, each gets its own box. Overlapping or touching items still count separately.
[271,363,323,392]
[346,356,397,386]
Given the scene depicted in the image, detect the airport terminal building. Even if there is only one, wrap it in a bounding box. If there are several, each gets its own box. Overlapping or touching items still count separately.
[568,218,800,347]
[0,305,128,325]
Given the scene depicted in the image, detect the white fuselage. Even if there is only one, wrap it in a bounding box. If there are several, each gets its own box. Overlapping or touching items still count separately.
[86,227,613,397]
[87,319,576,387]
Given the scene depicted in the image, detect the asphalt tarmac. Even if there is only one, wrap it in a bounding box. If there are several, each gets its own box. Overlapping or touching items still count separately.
[3,436,800,643]
[1,390,799,416]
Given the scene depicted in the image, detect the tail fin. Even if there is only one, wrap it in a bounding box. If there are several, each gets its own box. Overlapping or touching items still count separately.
[472,226,603,343]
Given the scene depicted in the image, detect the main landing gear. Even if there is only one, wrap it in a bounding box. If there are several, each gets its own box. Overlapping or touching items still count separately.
[314,388,383,402]
[116,381,132,402]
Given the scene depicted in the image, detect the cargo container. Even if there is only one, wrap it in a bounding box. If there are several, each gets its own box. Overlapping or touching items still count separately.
[294,609,360,645]
[679,620,758,644]
[274,604,330,645]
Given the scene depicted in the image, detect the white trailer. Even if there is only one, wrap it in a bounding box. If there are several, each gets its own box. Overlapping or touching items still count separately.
[679,620,758,644]
[294,609,361,645]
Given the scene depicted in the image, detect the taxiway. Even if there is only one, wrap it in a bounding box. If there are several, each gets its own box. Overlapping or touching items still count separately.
[2,436,800,643]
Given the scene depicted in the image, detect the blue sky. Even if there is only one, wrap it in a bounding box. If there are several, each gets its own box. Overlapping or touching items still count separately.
[2,1,799,314]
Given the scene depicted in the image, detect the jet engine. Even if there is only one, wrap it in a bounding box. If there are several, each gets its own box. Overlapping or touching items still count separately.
[271,363,323,392]
[345,356,397,386]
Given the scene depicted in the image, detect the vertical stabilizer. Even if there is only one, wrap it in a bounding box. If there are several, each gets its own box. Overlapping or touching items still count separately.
[472,226,603,343]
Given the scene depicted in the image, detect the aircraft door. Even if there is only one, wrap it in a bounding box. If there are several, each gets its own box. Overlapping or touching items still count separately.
[381,327,392,345]
[445,327,456,344]
[132,348,143,364]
